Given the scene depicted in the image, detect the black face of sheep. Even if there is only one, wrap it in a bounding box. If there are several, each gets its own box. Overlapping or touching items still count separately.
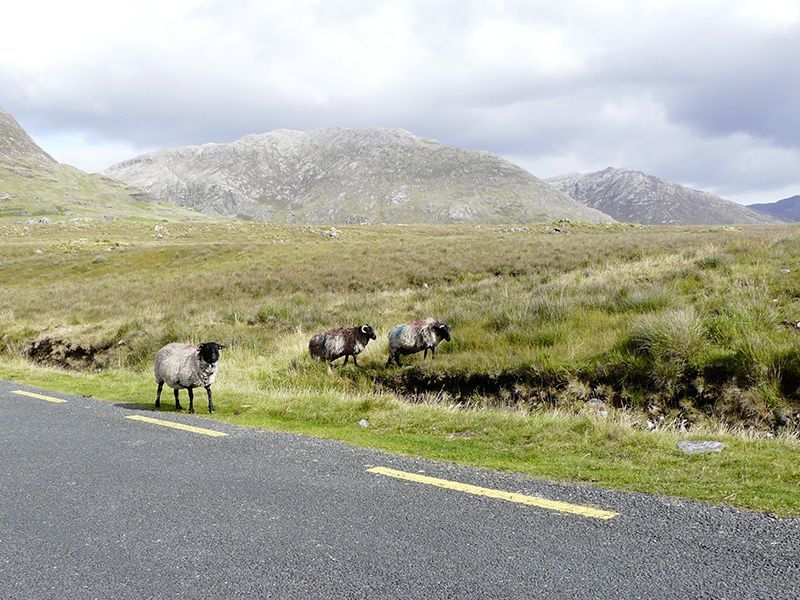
[198,341,225,364]
[361,324,377,341]
[435,322,451,342]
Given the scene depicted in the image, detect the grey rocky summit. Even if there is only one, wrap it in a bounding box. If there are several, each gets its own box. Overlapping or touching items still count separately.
[547,167,779,225]
[103,127,615,224]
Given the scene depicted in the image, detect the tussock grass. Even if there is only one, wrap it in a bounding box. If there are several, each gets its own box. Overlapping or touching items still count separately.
[1,220,799,513]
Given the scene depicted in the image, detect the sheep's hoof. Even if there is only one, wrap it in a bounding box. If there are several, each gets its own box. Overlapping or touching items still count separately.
[189,409,195,414]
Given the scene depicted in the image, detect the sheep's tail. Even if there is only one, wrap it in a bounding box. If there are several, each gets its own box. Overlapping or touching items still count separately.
[387,325,404,350]
[309,334,326,361]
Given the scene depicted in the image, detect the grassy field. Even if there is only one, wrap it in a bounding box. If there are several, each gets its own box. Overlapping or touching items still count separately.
[1,219,799,514]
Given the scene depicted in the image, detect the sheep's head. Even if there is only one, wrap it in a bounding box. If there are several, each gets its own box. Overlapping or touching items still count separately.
[198,341,225,364]
[360,324,377,340]
[433,321,451,342]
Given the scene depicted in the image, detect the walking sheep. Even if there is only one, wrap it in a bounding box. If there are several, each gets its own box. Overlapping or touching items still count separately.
[154,342,225,413]
[386,318,451,367]
[309,324,377,367]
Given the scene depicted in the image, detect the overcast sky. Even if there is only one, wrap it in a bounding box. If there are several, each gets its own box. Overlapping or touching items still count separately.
[1,0,798,204]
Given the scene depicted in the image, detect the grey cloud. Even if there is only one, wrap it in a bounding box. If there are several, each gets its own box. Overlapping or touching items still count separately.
[1,0,797,201]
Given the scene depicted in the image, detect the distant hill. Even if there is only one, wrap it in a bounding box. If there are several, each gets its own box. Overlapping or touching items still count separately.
[103,127,614,224]
[547,167,779,225]
[748,195,800,222]
[0,106,210,221]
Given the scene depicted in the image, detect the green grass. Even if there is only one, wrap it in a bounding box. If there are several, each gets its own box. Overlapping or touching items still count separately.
[1,356,797,515]
[0,159,216,221]
[1,220,799,515]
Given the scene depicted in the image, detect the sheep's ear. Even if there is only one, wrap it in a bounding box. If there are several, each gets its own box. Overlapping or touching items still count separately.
[217,343,226,350]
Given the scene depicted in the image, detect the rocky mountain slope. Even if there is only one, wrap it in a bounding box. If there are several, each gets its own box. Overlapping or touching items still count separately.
[103,128,614,224]
[0,106,209,221]
[547,167,779,225]
[748,195,800,222]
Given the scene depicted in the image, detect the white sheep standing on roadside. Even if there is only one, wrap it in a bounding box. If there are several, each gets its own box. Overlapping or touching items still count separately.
[154,342,225,413]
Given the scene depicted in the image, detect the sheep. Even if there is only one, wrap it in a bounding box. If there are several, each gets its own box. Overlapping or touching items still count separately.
[308,324,377,367]
[386,318,451,367]
[154,341,225,414]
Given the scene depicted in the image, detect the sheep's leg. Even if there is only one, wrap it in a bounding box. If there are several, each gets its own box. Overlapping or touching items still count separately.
[174,389,183,411]
[343,355,349,366]
[352,355,359,367]
[423,348,428,360]
[188,387,195,414]
[155,381,163,409]
[205,385,214,414]
[386,353,394,368]
[395,354,402,367]
[430,346,436,360]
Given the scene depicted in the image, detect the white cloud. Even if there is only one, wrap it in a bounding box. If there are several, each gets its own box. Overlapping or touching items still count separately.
[0,0,797,203]
[35,132,155,173]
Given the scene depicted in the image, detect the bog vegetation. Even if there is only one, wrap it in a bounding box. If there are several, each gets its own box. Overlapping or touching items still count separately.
[1,219,799,514]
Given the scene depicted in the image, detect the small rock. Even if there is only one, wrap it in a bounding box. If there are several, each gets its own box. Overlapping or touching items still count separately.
[780,268,791,274]
[677,440,725,455]
[586,398,605,408]
[357,419,369,428]
[34,248,43,254]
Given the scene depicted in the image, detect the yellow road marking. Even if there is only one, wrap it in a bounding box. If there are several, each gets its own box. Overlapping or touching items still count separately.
[368,466,618,520]
[125,415,228,437]
[10,390,68,404]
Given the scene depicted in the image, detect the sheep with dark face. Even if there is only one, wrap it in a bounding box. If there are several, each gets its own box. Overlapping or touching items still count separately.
[154,341,225,413]
[386,318,451,367]
[309,324,377,367]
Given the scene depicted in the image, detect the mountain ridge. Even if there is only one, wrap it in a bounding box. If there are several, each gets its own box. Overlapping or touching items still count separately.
[748,195,800,222]
[0,107,57,165]
[104,127,615,224]
[0,105,212,221]
[546,167,779,225]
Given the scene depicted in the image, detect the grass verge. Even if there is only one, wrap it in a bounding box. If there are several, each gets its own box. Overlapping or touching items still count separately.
[2,357,798,516]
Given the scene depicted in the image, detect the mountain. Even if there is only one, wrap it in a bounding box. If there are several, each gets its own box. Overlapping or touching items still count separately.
[547,167,779,225]
[748,195,800,222]
[103,128,614,224]
[0,106,209,221]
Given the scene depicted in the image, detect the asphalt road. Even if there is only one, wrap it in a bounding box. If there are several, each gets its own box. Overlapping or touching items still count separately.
[1,380,798,599]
